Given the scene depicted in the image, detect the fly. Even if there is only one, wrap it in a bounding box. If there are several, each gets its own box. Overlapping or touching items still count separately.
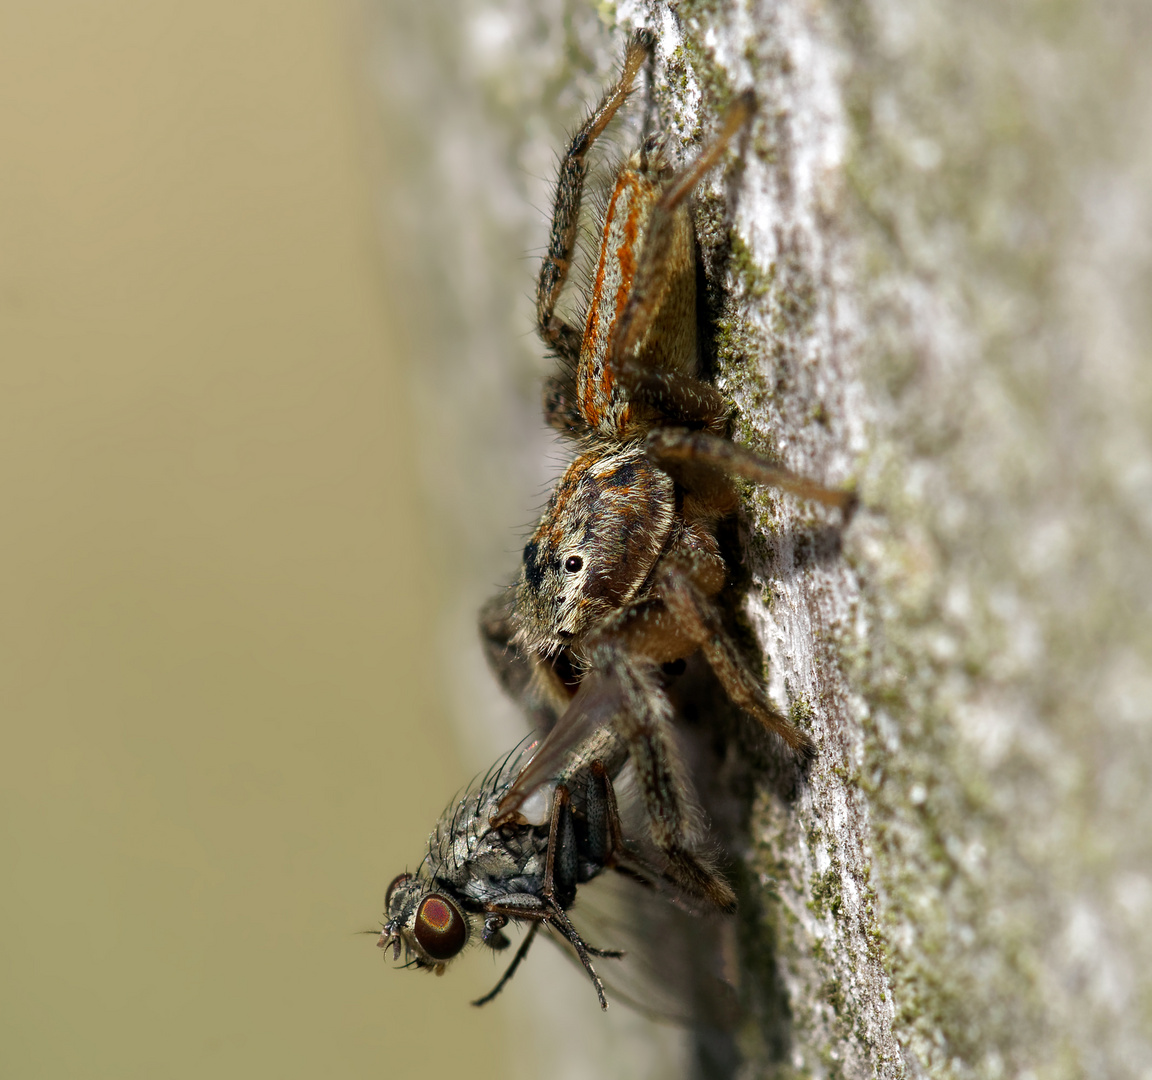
[377,729,709,1011]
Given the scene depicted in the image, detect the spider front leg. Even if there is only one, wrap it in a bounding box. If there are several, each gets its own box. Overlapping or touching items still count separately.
[583,610,739,913]
[479,590,573,731]
[537,30,652,367]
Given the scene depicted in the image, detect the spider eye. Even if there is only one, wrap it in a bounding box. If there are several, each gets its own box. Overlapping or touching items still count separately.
[384,873,411,910]
[414,894,467,961]
[564,555,584,573]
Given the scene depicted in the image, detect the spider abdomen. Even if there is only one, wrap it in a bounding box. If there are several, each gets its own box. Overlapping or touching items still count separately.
[578,153,699,437]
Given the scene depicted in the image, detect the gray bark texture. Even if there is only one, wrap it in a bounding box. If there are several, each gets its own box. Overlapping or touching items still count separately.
[368,0,1152,1076]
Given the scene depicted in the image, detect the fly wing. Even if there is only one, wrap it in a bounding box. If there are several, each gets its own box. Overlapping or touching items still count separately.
[580,756,741,1034]
[492,671,625,825]
[561,869,742,1035]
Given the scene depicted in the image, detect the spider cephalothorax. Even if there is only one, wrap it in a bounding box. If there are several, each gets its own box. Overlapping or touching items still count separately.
[486,30,853,913]
[515,443,676,658]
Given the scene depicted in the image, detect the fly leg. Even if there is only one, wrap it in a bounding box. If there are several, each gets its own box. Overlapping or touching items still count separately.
[478,892,612,1009]
[479,783,624,1011]
[471,922,540,1007]
[582,760,626,868]
[541,782,624,954]
[543,783,580,909]
[582,760,672,898]
[541,784,613,1009]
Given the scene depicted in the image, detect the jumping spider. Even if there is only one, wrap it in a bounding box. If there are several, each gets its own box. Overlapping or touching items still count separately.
[484,31,853,914]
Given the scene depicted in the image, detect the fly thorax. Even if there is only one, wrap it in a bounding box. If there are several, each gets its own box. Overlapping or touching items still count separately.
[473,830,531,877]
[515,444,675,655]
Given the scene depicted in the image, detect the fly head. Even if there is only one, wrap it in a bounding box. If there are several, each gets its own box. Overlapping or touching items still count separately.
[379,872,470,972]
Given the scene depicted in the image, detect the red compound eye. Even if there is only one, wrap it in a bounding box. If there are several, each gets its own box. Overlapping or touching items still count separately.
[414,894,467,961]
[384,873,411,910]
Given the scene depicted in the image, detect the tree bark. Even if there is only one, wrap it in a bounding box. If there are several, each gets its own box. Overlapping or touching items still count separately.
[369,0,1152,1075]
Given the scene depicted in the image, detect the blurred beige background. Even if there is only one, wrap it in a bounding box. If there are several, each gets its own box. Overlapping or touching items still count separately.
[0,3,513,1076]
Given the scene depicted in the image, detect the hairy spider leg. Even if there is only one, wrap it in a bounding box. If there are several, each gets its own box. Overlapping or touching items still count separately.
[647,428,858,513]
[536,30,653,364]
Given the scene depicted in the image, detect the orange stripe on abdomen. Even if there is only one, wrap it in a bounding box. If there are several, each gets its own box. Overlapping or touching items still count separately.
[580,171,644,426]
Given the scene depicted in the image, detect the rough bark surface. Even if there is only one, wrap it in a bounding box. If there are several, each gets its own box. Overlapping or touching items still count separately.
[369,0,1152,1076]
